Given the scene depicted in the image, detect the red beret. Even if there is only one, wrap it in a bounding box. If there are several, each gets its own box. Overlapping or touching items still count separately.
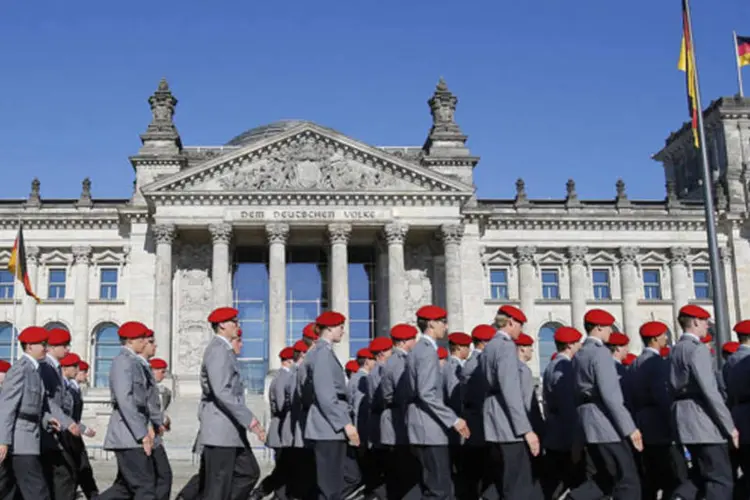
[584,309,616,327]
[551,352,558,361]
[302,323,319,340]
[356,348,374,359]
[369,337,393,353]
[391,323,418,340]
[679,304,710,319]
[448,332,472,346]
[18,326,48,344]
[149,357,168,369]
[345,360,360,373]
[47,328,71,346]
[78,360,90,372]
[237,329,242,338]
[710,347,716,355]
[607,332,630,346]
[59,353,80,367]
[437,346,449,359]
[701,333,713,344]
[293,340,308,353]
[471,325,495,342]
[279,347,295,361]
[118,321,151,339]
[416,305,448,321]
[145,329,154,338]
[722,341,740,354]
[623,353,637,366]
[207,307,239,324]
[514,333,534,346]
[497,305,527,324]
[639,321,669,338]
[554,326,582,344]
[659,346,671,358]
[0,360,11,373]
[734,320,750,336]
[316,311,346,327]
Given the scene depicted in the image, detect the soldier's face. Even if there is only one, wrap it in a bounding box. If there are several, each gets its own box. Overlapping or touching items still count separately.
[63,366,78,379]
[231,336,243,355]
[328,324,345,343]
[152,368,166,383]
[76,371,87,383]
[49,344,68,360]
[28,342,47,360]
[0,372,5,386]
[144,338,157,358]
[431,318,448,339]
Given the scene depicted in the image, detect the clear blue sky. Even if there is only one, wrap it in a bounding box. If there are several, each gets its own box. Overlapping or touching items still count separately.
[1,0,747,201]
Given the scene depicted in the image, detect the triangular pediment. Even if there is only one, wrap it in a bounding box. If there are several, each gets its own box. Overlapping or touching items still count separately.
[143,123,473,195]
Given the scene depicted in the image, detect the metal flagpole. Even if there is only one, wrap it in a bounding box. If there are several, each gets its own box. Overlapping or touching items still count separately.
[734,31,745,97]
[11,278,18,360]
[685,0,732,366]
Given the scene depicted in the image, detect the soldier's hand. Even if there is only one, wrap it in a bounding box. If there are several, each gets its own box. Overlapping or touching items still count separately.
[249,421,266,442]
[629,429,643,452]
[157,425,167,436]
[524,431,541,457]
[164,415,171,430]
[68,423,81,437]
[142,434,153,457]
[453,418,470,440]
[0,444,7,464]
[49,418,61,432]
[731,428,740,449]
[84,427,96,438]
[148,426,156,440]
[344,424,360,447]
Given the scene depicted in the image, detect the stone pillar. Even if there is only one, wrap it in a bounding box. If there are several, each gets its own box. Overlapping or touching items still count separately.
[568,246,588,331]
[71,246,91,359]
[328,223,351,360]
[266,223,289,371]
[375,239,390,337]
[153,224,176,366]
[209,223,233,308]
[440,224,464,331]
[22,246,40,330]
[669,247,691,337]
[619,247,642,352]
[384,223,408,326]
[721,247,738,331]
[516,246,538,373]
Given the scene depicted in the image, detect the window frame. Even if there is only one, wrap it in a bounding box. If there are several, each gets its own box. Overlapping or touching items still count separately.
[0,270,13,299]
[47,268,67,300]
[99,267,119,300]
[642,268,662,300]
[693,268,712,299]
[488,267,509,300]
[592,268,611,300]
[541,268,560,300]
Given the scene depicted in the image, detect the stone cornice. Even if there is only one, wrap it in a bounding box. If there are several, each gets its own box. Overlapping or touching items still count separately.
[0,214,121,230]
[478,216,705,232]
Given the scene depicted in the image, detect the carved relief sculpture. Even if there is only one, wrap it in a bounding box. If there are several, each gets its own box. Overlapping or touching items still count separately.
[176,243,213,374]
[403,244,433,322]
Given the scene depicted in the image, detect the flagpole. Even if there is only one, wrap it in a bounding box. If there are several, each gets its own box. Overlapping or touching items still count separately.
[685,0,732,366]
[11,278,18,361]
[734,31,745,97]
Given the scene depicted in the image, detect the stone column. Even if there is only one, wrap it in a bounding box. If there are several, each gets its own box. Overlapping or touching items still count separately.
[71,246,91,359]
[440,224,464,331]
[669,247,691,337]
[209,223,233,308]
[568,246,588,332]
[328,223,352,360]
[619,247,642,352]
[721,247,738,331]
[22,246,40,329]
[384,223,408,327]
[516,246,538,373]
[153,224,176,366]
[266,223,289,371]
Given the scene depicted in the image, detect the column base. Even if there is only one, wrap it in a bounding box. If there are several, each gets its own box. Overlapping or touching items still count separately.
[174,374,202,398]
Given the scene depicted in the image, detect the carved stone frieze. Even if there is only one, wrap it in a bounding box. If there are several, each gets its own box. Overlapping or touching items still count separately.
[669,246,690,266]
[327,223,352,245]
[176,243,213,374]
[439,224,464,246]
[266,223,290,245]
[72,246,92,265]
[516,246,537,265]
[619,247,639,265]
[568,246,588,266]
[384,223,409,245]
[209,223,233,245]
[153,224,176,245]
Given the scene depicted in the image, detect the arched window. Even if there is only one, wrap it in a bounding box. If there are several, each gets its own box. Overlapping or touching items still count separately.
[44,322,69,331]
[93,323,120,388]
[0,323,16,362]
[538,321,563,375]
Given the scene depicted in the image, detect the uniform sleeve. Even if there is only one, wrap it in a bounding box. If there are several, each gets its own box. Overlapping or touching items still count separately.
[0,367,23,445]
[111,357,148,442]
[654,359,672,422]
[312,351,351,433]
[205,347,255,429]
[40,367,75,430]
[147,378,164,428]
[417,349,458,429]
[497,347,532,436]
[594,351,636,437]
[269,378,280,416]
[692,347,734,437]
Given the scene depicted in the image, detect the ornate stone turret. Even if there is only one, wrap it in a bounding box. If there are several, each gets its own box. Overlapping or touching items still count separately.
[421,78,479,186]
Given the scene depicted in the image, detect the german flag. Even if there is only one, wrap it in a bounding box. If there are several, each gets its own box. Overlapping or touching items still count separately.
[737,35,750,67]
[8,223,40,303]
[678,0,700,148]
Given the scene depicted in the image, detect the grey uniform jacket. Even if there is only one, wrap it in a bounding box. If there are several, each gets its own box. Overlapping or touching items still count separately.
[379,348,408,446]
[572,337,636,444]
[616,361,634,415]
[367,364,385,446]
[0,355,55,455]
[39,355,75,451]
[519,360,545,436]
[631,348,673,445]
[198,336,257,448]
[724,345,750,443]
[480,332,531,443]
[104,348,152,450]
[279,365,296,448]
[266,367,292,449]
[141,359,165,448]
[542,354,578,451]
[64,380,89,435]
[292,362,310,448]
[716,364,730,403]
[348,369,369,439]
[405,336,458,445]
[303,338,351,441]
[461,350,488,447]
[669,334,734,444]
[443,356,463,446]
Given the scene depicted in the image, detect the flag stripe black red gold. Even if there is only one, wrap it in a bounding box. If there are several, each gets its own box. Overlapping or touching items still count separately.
[678,0,699,148]
[737,35,750,67]
[8,223,40,303]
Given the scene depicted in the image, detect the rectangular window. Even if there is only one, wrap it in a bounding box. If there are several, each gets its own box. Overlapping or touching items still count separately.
[541,269,560,299]
[693,269,711,299]
[592,269,611,300]
[643,269,662,300]
[48,269,66,299]
[0,270,13,299]
[489,268,509,300]
[99,268,118,300]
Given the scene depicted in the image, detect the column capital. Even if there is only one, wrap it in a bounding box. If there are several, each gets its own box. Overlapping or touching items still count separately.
[153,223,176,245]
[72,245,92,265]
[328,223,352,245]
[568,246,588,265]
[26,246,40,265]
[720,246,733,263]
[618,246,639,265]
[384,222,408,245]
[209,222,233,244]
[516,246,537,264]
[266,223,290,245]
[669,246,690,266]
[439,224,464,245]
